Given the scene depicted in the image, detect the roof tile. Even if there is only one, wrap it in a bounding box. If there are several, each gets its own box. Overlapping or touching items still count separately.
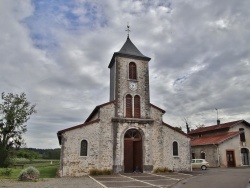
[188,120,242,135]
[191,131,240,146]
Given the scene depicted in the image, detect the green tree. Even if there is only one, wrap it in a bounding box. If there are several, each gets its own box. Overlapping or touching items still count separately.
[16,148,39,161]
[0,92,36,167]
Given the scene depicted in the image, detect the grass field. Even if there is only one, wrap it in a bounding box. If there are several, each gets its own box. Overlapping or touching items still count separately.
[0,159,60,179]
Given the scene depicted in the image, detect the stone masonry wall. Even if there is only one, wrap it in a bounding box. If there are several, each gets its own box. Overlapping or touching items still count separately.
[60,103,115,176]
[115,56,150,118]
[114,121,153,173]
[191,145,218,167]
[151,106,191,172]
[61,122,100,176]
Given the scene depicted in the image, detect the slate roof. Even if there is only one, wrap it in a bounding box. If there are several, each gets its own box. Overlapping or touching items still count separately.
[108,37,151,68]
[191,131,240,146]
[188,120,247,135]
[118,37,148,58]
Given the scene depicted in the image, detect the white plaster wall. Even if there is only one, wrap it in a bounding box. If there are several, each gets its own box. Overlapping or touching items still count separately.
[229,122,250,148]
[219,135,243,167]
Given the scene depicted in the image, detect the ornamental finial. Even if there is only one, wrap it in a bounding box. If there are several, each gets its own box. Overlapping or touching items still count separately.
[125,23,131,37]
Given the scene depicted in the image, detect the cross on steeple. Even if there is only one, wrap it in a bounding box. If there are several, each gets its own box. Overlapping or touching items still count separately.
[125,24,131,37]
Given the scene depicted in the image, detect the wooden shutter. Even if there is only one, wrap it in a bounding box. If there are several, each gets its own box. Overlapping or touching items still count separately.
[129,62,136,80]
[126,94,132,118]
[134,95,140,118]
[239,128,246,142]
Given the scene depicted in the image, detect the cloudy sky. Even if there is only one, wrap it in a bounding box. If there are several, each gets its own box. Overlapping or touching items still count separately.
[1,0,250,149]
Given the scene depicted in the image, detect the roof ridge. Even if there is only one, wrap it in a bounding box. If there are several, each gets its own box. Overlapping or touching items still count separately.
[57,119,100,134]
[162,121,191,138]
[188,120,242,134]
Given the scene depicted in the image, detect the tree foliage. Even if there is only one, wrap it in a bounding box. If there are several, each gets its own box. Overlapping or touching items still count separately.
[16,148,39,161]
[0,92,36,167]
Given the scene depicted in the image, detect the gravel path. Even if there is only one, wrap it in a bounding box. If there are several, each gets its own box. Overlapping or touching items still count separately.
[0,177,103,188]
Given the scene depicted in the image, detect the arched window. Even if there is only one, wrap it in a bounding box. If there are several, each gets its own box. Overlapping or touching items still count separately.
[126,94,132,118]
[124,129,141,141]
[134,95,140,118]
[239,128,246,142]
[129,62,137,80]
[173,141,178,156]
[80,140,88,156]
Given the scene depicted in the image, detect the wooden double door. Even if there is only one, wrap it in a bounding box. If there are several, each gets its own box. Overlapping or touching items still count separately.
[124,129,143,173]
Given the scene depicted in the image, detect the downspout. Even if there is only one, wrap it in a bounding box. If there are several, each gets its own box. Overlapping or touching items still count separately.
[214,144,220,167]
[190,140,192,171]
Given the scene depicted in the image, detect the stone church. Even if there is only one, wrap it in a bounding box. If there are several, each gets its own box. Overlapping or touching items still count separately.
[57,34,191,176]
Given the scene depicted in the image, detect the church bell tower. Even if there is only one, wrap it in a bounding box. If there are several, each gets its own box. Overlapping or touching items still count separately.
[108,28,151,119]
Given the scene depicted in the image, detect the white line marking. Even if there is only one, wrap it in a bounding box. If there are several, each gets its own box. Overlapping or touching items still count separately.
[177,172,193,176]
[89,175,108,188]
[147,173,180,181]
[119,174,161,187]
[111,186,152,188]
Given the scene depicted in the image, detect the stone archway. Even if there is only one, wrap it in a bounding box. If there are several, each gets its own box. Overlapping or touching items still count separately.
[124,129,143,173]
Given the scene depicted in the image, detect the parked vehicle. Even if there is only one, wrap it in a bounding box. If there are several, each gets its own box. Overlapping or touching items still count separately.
[192,159,209,170]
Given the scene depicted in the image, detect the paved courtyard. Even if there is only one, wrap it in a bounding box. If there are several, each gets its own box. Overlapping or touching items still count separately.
[90,172,196,188]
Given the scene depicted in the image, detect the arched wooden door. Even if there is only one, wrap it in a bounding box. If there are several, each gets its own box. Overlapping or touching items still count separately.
[124,129,143,173]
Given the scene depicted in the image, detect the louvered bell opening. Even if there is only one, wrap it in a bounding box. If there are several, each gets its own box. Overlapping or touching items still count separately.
[129,62,137,80]
[126,94,132,118]
[134,95,140,118]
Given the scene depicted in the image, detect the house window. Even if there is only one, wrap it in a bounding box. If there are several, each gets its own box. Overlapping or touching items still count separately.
[134,95,140,118]
[173,141,178,156]
[239,128,246,142]
[80,140,88,156]
[126,94,133,118]
[192,153,195,159]
[129,62,137,80]
[241,148,249,165]
[201,152,205,159]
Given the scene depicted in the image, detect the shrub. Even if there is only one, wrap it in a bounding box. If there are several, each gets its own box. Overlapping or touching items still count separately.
[153,167,172,173]
[18,166,40,181]
[89,168,112,175]
[0,168,13,176]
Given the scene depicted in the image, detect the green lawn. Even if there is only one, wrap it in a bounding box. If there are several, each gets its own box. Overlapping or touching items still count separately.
[0,159,60,179]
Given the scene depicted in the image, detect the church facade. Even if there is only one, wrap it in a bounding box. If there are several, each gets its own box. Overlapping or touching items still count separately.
[57,36,191,176]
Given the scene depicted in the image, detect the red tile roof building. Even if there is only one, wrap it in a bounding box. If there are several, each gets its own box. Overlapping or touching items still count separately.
[188,120,250,168]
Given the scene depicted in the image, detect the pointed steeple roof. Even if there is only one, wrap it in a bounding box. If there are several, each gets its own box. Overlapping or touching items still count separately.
[108,37,151,68]
[118,36,148,58]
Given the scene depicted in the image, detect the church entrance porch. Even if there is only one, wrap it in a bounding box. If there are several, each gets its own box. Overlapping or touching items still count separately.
[124,129,143,173]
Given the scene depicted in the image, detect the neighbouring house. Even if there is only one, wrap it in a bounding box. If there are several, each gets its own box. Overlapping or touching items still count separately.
[188,120,250,167]
[57,34,191,176]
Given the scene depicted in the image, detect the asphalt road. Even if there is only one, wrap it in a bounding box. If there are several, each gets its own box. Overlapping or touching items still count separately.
[172,168,250,188]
